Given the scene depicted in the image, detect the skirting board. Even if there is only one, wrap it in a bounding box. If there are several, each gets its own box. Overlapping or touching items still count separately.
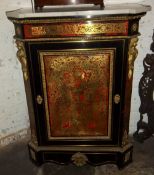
[0,128,30,148]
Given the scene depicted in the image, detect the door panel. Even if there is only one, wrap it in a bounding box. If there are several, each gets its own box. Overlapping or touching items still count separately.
[27,39,125,146]
[39,50,114,140]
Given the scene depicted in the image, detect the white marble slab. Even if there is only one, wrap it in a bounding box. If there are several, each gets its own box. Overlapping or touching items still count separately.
[6,3,151,19]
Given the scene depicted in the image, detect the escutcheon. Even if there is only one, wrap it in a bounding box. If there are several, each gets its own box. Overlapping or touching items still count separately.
[36,95,43,104]
[114,94,120,104]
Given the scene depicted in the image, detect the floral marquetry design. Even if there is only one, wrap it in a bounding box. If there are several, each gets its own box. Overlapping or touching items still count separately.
[40,50,114,139]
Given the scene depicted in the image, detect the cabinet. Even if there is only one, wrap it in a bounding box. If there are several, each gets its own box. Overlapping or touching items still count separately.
[6,4,150,168]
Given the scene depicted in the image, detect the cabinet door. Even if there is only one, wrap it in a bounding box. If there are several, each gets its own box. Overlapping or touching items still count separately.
[27,39,126,146]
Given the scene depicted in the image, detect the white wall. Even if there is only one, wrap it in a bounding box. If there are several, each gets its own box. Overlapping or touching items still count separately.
[130,0,154,132]
[0,0,31,147]
[0,0,153,147]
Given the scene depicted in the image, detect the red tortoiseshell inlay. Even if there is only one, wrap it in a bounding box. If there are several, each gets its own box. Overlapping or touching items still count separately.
[24,21,128,39]
[41,52,113,137]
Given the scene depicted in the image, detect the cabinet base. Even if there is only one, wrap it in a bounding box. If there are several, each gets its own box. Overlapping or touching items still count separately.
[28,141,133,169]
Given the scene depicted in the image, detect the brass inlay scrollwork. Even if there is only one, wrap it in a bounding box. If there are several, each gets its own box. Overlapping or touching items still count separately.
[122,130,129,147]
[32,26,46,36]
[128,37,138,79]
[16,41,28,81]
[131,23,138,32]
[15,26,22,36]
[30,22,127,36]
[71,152,88,166]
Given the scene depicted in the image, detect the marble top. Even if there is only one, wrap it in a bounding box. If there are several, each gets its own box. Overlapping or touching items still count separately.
[6,3,151,19]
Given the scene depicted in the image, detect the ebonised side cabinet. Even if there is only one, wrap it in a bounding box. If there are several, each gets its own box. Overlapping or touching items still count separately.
[6,4,150,169]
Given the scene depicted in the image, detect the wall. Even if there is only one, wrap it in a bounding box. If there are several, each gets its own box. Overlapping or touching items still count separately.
[0,0,153,147]
[130,0,154,132]
[0,0,31,147]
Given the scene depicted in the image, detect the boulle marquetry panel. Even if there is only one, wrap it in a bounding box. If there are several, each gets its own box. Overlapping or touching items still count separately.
[40,50,113,139]
[6,6,150,169]
[23,21,128,38]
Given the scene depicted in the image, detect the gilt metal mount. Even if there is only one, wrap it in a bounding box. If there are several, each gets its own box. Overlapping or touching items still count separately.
[71,152,88,166]
[16,41,29,81]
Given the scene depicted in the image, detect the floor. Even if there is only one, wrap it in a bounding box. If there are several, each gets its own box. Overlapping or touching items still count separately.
[0,137,154,175]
